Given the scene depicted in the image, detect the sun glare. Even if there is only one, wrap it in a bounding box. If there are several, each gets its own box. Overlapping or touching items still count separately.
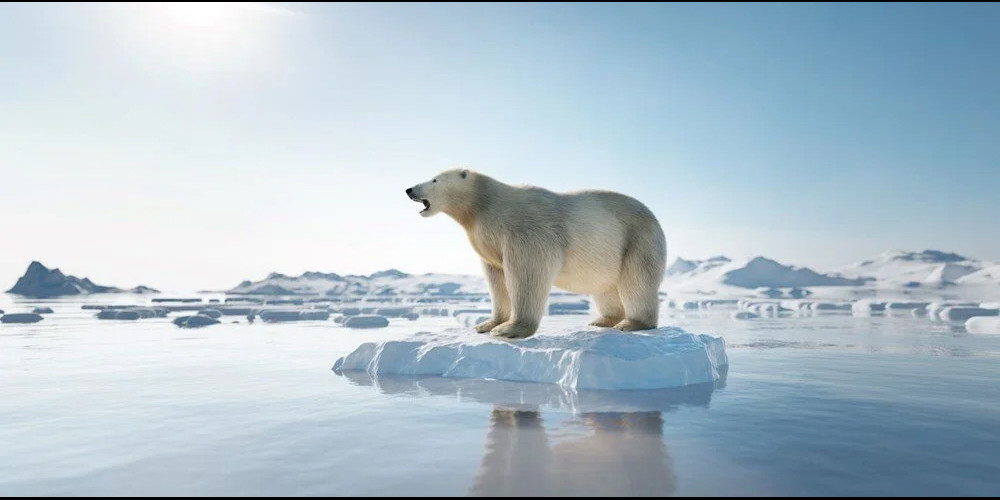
[108,2,296,70]
[162,2,232,29]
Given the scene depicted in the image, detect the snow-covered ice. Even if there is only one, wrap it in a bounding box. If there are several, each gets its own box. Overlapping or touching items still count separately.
[965,317,1000,334]
[332,327,727,390]
[852,300,886,315]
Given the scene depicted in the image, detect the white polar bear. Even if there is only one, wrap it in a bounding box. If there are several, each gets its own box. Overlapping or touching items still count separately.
[406,169,666,339]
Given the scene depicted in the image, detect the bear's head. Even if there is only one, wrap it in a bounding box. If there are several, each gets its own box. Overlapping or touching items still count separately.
[406,168,474,218]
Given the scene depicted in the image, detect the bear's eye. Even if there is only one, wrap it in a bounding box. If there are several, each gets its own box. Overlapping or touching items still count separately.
[433,179,437,183]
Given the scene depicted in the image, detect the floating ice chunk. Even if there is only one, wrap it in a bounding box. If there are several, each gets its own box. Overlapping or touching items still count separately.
[94,309,143,320]
[965,317,1000,334]
[809,302,852,311]
[114,310,141,320]
[852,300,886,315]
[332,327,728,391]
[375,307,413,318]
[31,307,54,314]
[886,301,930,310]
[731,311,759,320]
[172,315,220,328]
[0,313,44,324]
[344,315,390,329]
[258,309,330,322]
[299,310,331,321]
[980,302,1000,310]
[258,310,301,322]
[926,301,978,321]
[939,307,999,322]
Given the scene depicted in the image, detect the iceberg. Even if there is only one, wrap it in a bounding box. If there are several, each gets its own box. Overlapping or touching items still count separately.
[332,327,727,391]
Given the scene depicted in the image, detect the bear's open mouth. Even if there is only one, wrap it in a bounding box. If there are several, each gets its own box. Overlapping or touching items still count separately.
[410,196,430,213]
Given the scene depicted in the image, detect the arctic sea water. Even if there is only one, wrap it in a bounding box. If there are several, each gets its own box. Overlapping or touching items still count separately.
[2,295,999,496]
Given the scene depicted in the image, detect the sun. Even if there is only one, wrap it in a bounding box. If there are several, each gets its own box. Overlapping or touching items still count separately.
[102,2,297,71]
[162,2,233,29]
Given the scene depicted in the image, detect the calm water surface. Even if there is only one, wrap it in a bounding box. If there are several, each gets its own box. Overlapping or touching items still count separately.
[2,295,999,496]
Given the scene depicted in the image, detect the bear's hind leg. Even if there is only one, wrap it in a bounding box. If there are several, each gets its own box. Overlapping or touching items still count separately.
[476,262,511,333]
[615,236,664,332]
[589,287,625,328]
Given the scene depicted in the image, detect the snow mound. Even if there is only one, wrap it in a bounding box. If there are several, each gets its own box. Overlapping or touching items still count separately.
[332,327,727,391]
[965,317,1000,334]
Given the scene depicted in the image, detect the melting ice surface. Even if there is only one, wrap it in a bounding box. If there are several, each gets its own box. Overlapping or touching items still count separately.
[333,327,727,390]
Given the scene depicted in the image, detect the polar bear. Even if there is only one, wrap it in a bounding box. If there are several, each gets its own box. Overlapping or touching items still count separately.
[406,169,666,339]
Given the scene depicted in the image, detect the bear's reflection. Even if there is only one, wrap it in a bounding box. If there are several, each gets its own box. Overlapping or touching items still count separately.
[473,408,674,496]
[336,369,725,497]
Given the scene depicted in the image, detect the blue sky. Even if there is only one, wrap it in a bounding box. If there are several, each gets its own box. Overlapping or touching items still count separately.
[1,3,998,292]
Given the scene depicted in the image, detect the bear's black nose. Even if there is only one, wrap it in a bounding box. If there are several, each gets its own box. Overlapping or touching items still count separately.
[406,188,413,195]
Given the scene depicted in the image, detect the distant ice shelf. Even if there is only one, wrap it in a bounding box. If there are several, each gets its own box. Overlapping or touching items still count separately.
[332,327,727,391]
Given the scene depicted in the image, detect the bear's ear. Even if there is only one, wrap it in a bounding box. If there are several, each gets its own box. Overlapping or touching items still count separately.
[460,169,469,179]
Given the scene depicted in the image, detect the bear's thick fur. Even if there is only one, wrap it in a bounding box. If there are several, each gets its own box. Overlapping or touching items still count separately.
[407,169,666,338]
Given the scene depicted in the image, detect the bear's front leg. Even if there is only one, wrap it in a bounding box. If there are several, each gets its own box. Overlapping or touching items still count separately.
[476,262,511,333]
[491,249,557,339]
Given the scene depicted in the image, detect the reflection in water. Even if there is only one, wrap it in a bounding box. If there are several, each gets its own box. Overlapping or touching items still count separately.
[473,408,674,496]
[337,369,726,497]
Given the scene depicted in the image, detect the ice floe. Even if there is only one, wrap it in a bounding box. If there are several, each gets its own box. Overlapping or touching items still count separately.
[343,315,390,329]
[965,317,1000,334]
[333,327,727,391]
[0,313,44,324]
